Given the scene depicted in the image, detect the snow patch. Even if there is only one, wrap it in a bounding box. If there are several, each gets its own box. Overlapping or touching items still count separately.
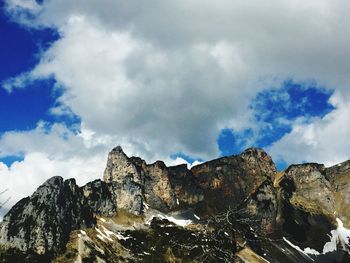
[323,218,350,254]
[146,214,192,227]
[143,202,149,210]
[96,227,113,242]
[283,218,350,258]
[101,225,131,241]
[283,237,319,260]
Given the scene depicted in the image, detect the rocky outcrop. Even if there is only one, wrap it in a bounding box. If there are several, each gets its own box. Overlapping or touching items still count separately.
[326,160,350,228]
[280,163,334,216]
[277,163,338,253]
[191,148,276,214]
[109,176,143,215]
[103,146,177,212]
[0,177,95,256]
[242,178,278,235]
[1,146,350,262]
[168,164,204,206]
[103,146,142,184]
[82,179,118,217]
[102,147,277,217]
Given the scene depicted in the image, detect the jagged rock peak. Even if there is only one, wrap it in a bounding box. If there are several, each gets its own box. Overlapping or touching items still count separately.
[241,147,268,156]
[241,148,276,167]
[41,175,64,187]
[285,162,326,174]
[103,145,142,184]
[111,145,125,154]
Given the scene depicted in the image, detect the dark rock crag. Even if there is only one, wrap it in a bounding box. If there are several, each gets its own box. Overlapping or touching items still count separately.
[0,177,95,256]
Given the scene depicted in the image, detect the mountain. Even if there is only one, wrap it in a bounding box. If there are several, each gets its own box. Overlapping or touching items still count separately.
[0,146,350,262]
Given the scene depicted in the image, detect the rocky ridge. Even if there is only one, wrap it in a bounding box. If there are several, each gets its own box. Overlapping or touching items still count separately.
[0,146,349,262]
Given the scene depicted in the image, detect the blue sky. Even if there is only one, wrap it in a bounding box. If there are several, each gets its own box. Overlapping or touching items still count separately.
[1,0,350,215]
[216,81,335,170]
[0,1,57,132]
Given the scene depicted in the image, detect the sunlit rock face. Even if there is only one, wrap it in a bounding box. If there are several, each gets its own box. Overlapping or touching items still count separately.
[103,146,142,184]
[326,160,350,228]
[281,163,334,215]
[102,146,278,222]
[191,148,277,213]
[278,163,335,252]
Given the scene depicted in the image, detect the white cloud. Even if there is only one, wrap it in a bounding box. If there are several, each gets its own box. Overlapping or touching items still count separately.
[269,91,350,166]
[2,0,350,215]
[6,14,257,159]
[0,122,108,218]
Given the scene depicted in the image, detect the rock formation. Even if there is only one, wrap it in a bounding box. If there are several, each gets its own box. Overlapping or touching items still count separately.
[0,177,95,256]
[0,146,349,262]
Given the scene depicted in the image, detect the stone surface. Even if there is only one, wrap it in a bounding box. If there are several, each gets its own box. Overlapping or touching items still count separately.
[326,160,350,228]
[109,176,144,215]
[103,146,142,184]
[191,148,277,213]
[82,179,117,217]
[0,176,95,255]
[1,146,350,262]
[280,163,334,216]
[103,147,179,212]
[278,163,336,252]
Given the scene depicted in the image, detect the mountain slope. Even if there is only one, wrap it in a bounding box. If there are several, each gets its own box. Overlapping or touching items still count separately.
[1,147,350,262]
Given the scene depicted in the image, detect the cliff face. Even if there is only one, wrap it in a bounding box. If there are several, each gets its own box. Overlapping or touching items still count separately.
[326,160,350,228]
[0,177,95,256]
[0,146,349,262]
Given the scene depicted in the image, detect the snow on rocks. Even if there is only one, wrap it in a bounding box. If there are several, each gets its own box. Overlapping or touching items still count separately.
[95,225,131,242]
[283,237,319,260]
[146,213,192,227]
[283,218,350,259]
[194,214,200,220]
[323,217,350,254]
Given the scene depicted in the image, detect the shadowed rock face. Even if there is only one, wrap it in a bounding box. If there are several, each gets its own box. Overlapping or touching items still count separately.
[82,179,118,217]
[281,163,334,216]
[325,160,350,228]
[278,163,338,253]
[0,177,95,255]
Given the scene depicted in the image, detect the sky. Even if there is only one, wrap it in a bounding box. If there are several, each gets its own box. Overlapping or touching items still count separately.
[1,0,350,217]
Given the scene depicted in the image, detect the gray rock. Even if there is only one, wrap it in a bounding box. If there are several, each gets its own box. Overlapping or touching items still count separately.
[103,146,142,184]
[82,179,118,217]
[109,176,144,215]
[0,176,95,255]
[281,163,334,215]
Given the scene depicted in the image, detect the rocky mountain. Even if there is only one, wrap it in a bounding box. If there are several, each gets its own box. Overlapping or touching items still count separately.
[0,146,350,262]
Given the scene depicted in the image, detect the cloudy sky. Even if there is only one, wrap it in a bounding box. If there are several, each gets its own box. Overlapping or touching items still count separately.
[1,0,350,216]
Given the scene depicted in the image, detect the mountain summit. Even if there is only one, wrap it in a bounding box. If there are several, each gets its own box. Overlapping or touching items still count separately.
[1,147,349,262]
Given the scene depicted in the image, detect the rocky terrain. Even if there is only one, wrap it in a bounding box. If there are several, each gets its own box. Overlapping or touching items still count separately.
[0,146,350,262]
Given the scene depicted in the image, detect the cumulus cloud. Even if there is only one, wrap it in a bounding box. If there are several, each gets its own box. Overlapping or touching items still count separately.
[2,0,350,215]
[269,91,350,166]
